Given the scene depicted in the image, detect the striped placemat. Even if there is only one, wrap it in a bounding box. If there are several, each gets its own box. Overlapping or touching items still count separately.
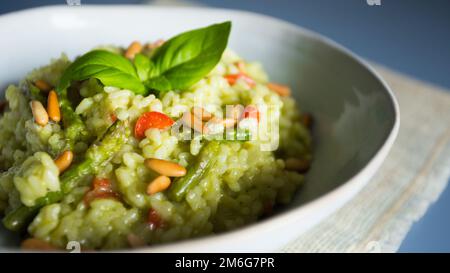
[282,65,450,252]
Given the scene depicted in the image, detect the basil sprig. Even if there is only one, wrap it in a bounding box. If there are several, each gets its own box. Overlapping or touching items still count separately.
[56,21,231,95]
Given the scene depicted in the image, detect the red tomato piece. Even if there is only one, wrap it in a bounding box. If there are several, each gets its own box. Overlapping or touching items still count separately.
[92,177,112,191]
[147,208,165,230]
[224,73,255,87]
[134,111,174,139]
[110,113,118,123]
[243,105,260,122]
[224,74,240,85]
[84,178,118,206]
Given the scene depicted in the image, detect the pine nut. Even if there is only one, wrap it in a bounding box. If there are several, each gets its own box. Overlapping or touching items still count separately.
[54,150,74,173]
[146,39,165,50]
[127,233,146,248]
[125,41,142,59]
[192,106,213,121]
[47,90,61,122]
[226,104,244,121]
[209,117,236,128]
[223,118,237,128]
[21,238,56,250]
[34,80,52,92]
[30,100,48,126]
[145,158,187,177]
[235,61,246,72]
[285,158,310,173]
[267,82,291,97]
[147,175,171,195]
[181,111,207,133]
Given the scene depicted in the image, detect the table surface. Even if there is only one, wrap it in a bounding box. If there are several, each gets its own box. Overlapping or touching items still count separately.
[1,0,450,252]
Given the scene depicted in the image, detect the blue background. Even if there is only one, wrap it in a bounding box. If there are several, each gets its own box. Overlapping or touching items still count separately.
[1,0,449,252]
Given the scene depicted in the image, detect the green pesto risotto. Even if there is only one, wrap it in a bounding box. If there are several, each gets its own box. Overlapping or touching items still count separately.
[0,22,312,250]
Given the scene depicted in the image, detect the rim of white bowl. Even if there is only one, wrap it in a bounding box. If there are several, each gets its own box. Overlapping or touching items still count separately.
[0,5,400,253]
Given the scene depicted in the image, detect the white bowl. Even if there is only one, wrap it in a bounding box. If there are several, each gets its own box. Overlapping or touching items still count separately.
[0,5,399,252]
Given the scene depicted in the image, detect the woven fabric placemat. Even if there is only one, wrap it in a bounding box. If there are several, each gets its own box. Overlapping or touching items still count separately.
[282,65,450,252]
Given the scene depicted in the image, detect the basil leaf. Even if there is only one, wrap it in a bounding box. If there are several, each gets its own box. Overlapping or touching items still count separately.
[57,50,146,94]
[145,77,172,93]
[134,53,152,82]
[145,21,231,92]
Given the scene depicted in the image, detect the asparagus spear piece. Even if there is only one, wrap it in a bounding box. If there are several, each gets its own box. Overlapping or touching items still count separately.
[59,89,89,149]
[169,141,221,202]
[2,121,130,232]
[62,120,130,193]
